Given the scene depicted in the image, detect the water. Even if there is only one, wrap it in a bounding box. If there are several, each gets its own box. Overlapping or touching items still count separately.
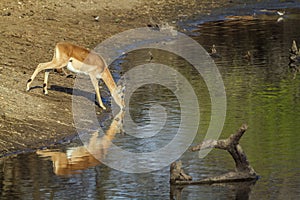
[1,3,300,200]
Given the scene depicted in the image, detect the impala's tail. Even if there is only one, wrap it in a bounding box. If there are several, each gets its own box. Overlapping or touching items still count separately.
[101,67,125,109]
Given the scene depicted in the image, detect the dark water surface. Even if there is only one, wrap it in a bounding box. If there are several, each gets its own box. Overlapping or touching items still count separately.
[1,2,300,200]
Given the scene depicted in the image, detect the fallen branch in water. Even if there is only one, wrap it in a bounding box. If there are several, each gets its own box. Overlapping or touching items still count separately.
[170,124,259,185]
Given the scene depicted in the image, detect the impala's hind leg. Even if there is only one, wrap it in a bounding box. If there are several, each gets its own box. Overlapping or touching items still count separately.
[43,69,51,94]
[26,60,67,93]
[27,62,51,92]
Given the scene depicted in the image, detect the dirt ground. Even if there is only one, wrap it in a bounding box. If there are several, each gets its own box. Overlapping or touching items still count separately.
[0,0,231,156]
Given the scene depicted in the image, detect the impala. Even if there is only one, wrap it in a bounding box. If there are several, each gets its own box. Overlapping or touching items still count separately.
[26,42,124,110]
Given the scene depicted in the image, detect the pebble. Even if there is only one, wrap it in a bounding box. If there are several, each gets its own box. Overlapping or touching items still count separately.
[2,12,11,16]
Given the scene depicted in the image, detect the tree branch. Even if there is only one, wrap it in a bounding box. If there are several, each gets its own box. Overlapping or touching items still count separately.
[171,124,258,185]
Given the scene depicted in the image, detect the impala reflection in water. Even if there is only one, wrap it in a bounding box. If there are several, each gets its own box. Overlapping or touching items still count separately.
[37,111,124,175]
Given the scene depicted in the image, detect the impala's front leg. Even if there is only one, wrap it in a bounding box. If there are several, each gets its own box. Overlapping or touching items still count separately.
[89,74,106,110]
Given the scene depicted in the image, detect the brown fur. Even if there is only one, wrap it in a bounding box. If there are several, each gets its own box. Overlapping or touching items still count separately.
[26,42,124,110]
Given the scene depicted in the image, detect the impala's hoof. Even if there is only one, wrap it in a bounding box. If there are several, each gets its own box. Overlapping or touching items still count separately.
[26,84,31,92]
[66,74,76,79]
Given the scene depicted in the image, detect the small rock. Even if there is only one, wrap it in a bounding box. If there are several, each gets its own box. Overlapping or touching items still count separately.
[2,11,11,16]
[94,16,99,21]
[0,112,6,120]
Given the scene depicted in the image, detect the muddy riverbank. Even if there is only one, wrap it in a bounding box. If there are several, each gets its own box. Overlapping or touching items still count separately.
[0,0,234,156]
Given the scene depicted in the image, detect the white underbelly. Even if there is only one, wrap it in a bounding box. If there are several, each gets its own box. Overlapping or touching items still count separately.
[67,58,95,75]
[67,60,89,75]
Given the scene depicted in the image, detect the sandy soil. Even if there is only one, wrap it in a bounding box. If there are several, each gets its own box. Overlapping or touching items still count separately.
[0,0,230,156]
